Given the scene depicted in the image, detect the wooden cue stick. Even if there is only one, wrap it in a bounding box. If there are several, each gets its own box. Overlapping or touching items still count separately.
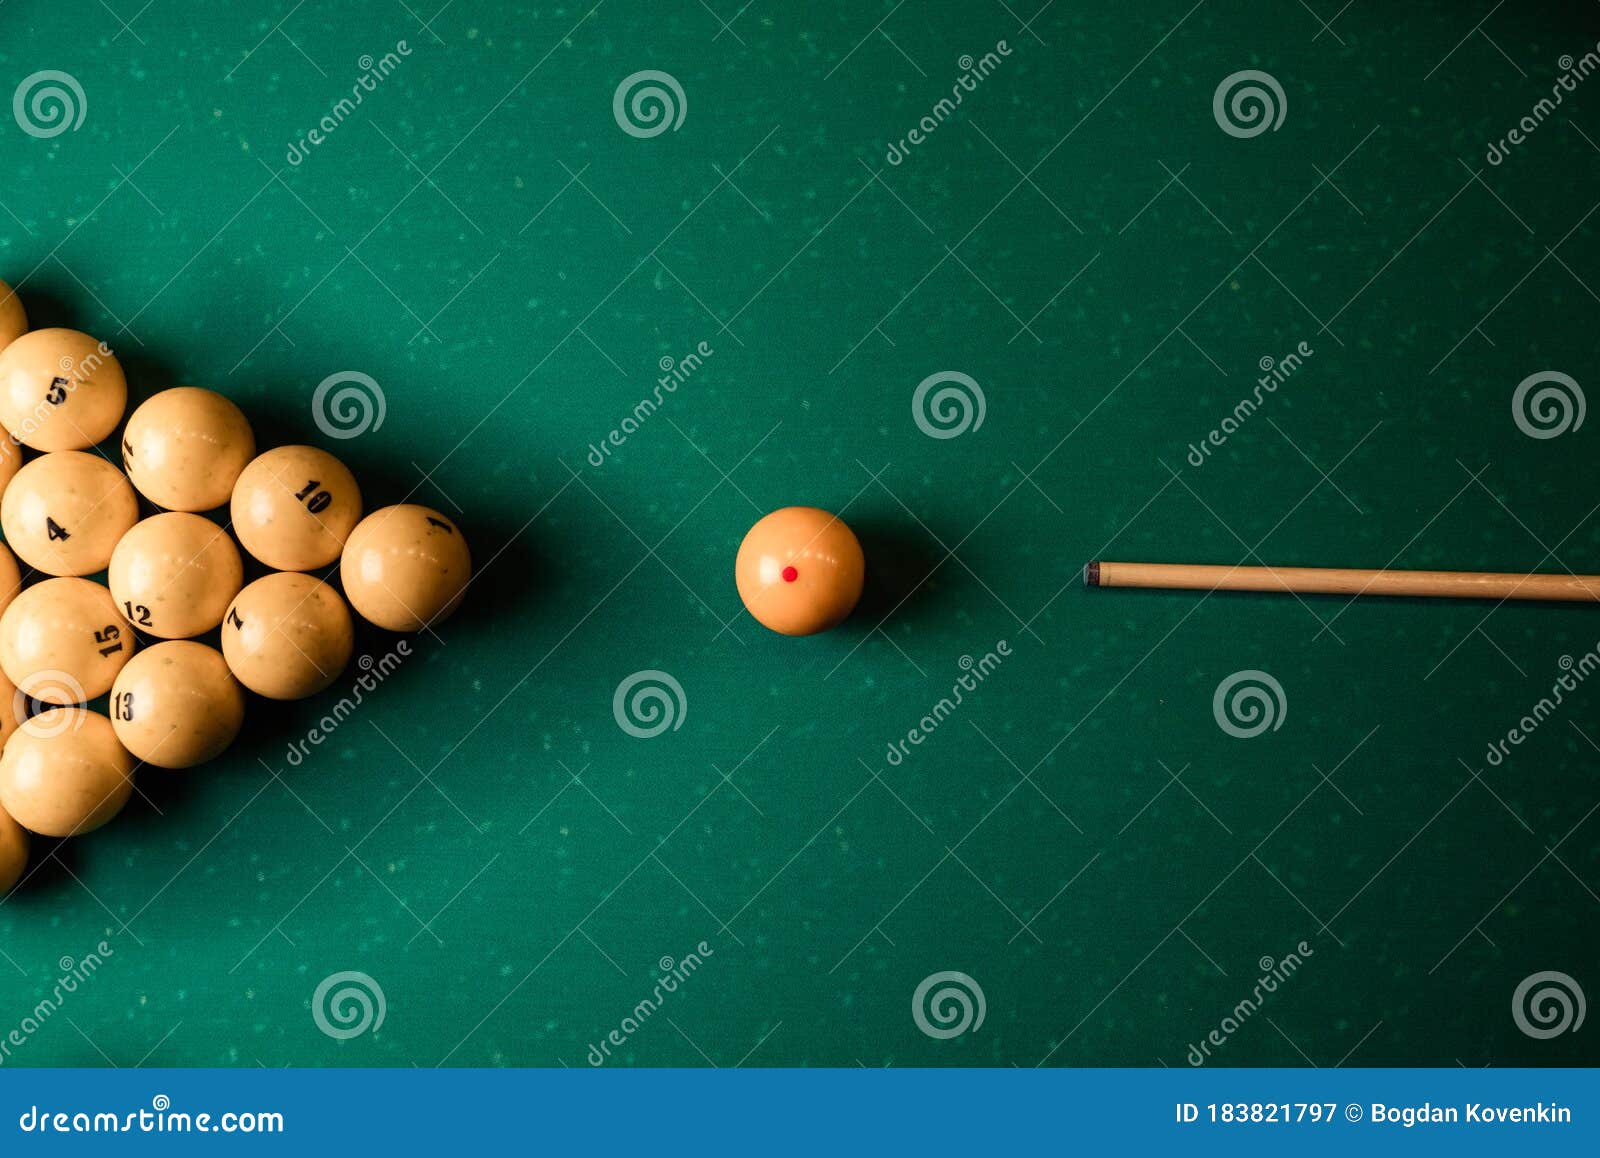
[1084,561,1600,603]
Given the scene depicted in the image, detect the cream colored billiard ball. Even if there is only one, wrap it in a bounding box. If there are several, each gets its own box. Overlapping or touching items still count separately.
[0,803,26,892]
[221,572,353,700]
[1,451,139,576]
[0,434,22,502]
[341,505,471,632]
[0,709,134,837]
[108,512,243,639]
[0,328,126,450]
[231,445,363,571]
[0,278,25,357]
[0,668,21,749]
[111,642,245,769]
[122,386,256,512]
[0,577,136,703]
[0,541,20,620]
[735,506,866,636]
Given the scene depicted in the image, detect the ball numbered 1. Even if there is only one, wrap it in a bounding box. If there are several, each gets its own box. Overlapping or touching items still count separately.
[111,642,245,769]
[341,505,472,632]
[1,451,139,576]
[108,512,243,639]
[123,386,256,512]
[231,445,362,571]
[0,578,136,703]
[0,328,126,451]
[222,572,353,700]
[0,709,134,837]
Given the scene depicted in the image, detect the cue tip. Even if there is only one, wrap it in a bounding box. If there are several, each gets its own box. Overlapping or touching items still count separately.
[1084,560,1101,587]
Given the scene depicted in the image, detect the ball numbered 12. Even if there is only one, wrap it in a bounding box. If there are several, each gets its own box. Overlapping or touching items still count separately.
[108,512,243,639]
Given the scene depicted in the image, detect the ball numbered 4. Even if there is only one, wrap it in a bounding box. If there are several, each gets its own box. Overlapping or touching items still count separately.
[1,451,139,576]
[0,328,126,451]
[0,710,133,837]
[0,278,26,357]
[735,506,866,636]
[123,386,256,512]
[231,445,362,571]
[222,572,353,700]
[341,505,472,632]
[108,512,243,639]
[111,642,245,769]
[0,578,136,703]
[0,803,27,892]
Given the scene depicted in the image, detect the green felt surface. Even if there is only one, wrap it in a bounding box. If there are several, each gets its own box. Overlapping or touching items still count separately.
[1,0,1599,1068]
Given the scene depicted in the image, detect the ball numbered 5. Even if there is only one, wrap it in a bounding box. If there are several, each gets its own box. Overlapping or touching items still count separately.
[0,328,126,450]
[0,578,136,703]
[108,512,243,639]
[111,642,245,769]
[222,572,353,700]
[1,451,139,576]
[341,505,472,632]
[0,710,134,837]
[123,386,256,512]
[231,445,362,571]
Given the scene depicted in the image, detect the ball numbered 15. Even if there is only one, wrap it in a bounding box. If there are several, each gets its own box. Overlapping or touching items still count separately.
[0,577,136,703]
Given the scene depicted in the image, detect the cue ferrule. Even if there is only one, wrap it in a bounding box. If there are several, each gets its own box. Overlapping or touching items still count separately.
[1086,561,1600,603]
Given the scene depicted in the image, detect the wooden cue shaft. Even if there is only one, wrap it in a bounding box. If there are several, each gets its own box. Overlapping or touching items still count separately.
[1084,561,1600,603]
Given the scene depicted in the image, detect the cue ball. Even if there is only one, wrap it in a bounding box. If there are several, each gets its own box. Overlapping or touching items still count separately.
[341,505,472,632]
[221,572,353,700]
[231,445,363,571]
[0,278,25,357]
[110,641,245,769]
[0,577,137,703]
[1,450,139,576]
[0,328,126,450]
[108,512,243,639]
[0,709,134,837]
[123,386,256,512]
[735,506,866,636]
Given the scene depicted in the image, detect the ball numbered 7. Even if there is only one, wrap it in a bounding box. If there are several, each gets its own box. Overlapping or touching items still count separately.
[0,451,139,576]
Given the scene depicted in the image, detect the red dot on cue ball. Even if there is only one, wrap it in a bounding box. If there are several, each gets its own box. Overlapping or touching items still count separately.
[781,566,798,583]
